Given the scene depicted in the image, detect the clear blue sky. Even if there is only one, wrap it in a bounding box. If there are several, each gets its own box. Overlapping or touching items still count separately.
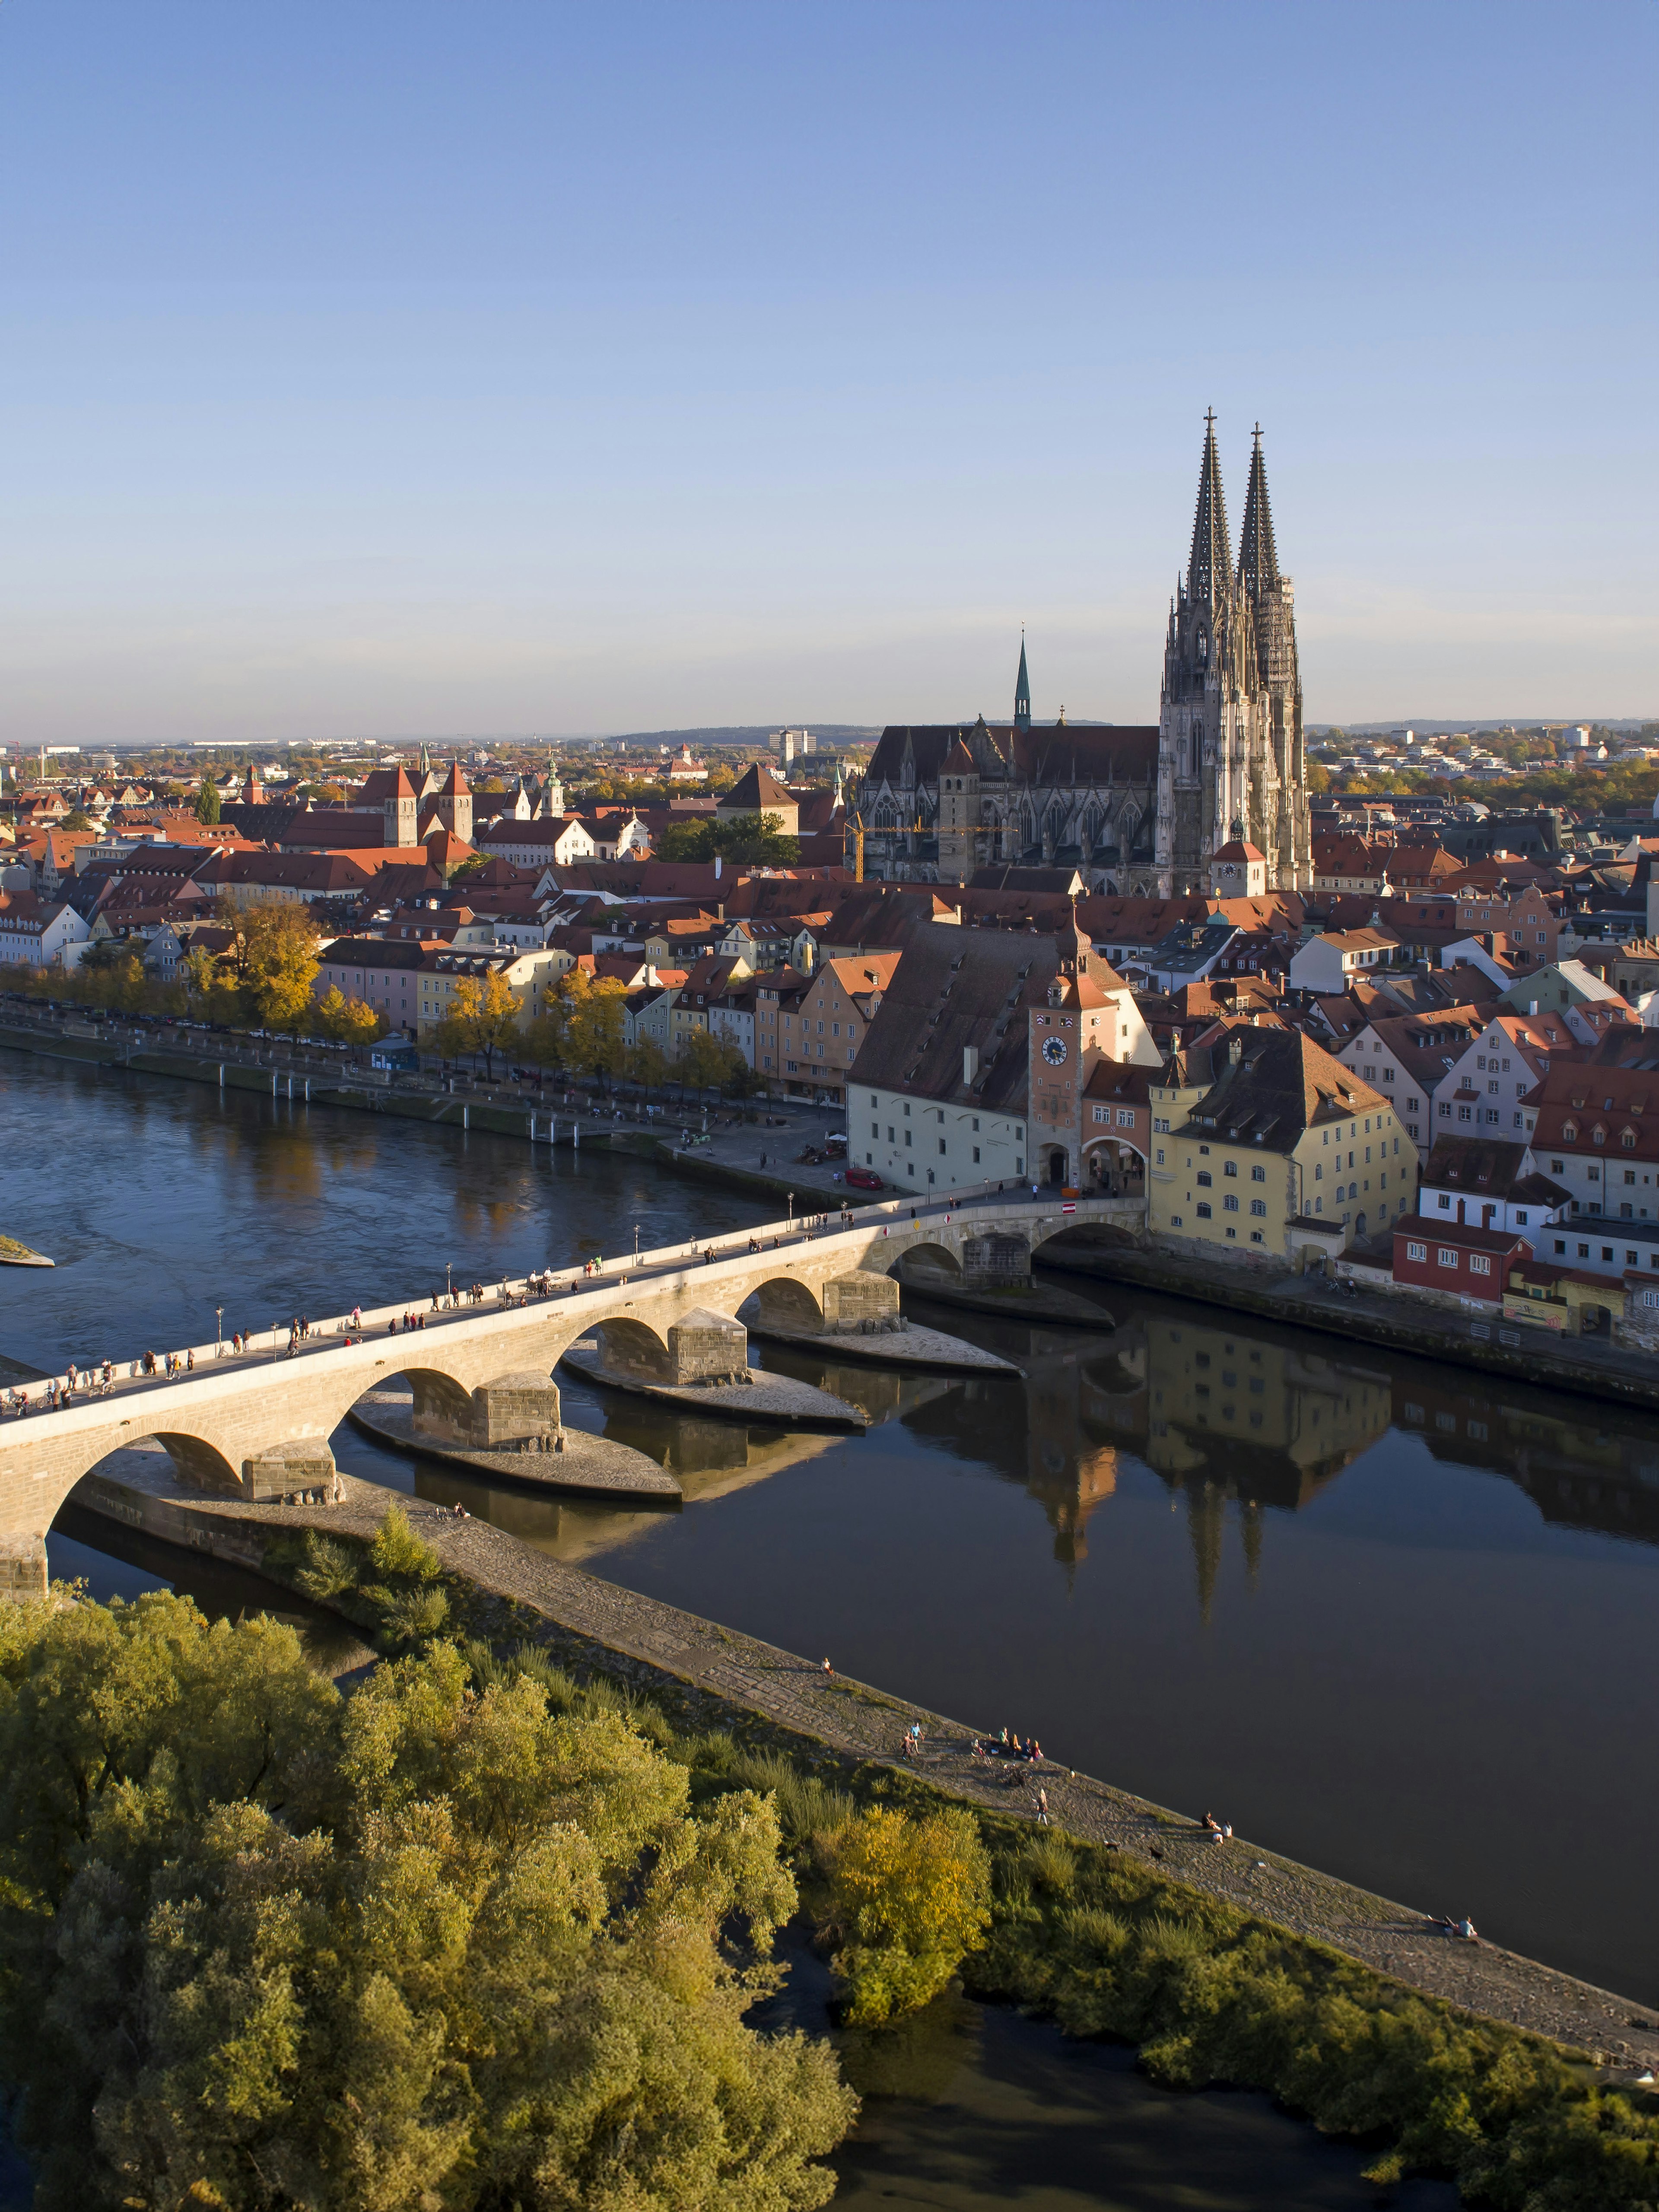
[1,1,1653,744]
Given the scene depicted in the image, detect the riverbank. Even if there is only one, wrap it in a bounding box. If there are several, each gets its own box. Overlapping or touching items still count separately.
[63,1442,1659,2082]
[1042,1236,1659,1417]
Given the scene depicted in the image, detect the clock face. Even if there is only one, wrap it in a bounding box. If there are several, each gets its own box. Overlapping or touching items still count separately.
[1041,1036,1068,1066]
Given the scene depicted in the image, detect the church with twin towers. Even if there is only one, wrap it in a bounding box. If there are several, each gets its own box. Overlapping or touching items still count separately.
[855,416,1313,896]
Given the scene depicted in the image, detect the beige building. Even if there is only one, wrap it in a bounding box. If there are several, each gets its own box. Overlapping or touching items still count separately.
[414,945,576,1039]
[1147,1023,1412,1266]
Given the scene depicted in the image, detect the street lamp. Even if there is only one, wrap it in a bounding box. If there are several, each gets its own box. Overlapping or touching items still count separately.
[633,1222,641,1263]
[446,1260,453,1303]
[214,1306,223,1357]
[787,1191,795,1233]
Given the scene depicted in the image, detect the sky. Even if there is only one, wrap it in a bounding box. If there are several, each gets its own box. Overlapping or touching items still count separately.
[0,1,1654,745]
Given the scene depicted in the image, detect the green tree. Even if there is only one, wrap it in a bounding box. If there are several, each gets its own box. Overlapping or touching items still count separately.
[677,1025,751,1093]
[826,1805,992,2026]
[194,775,222,823]
[435,966,522,1077]
[655,812,801,866]
[57,807,93,832]
[0,1589,855,2212]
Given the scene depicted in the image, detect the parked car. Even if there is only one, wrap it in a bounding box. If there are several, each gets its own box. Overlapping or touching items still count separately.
[844,1166,884,1192]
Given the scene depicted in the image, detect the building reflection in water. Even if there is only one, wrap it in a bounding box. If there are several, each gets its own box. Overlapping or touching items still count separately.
[375,1293,1659,1598]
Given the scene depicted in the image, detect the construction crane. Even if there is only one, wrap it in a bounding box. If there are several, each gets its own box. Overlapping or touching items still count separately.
[848,810,998,883]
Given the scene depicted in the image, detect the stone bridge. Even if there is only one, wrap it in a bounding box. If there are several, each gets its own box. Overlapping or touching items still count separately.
[0,1192,1130,1596]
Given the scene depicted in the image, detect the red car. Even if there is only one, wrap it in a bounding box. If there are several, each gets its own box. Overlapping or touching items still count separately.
[844,1166,885,1192]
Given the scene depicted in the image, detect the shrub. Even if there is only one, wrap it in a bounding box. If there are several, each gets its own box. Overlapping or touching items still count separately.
[827,1805,992,2026]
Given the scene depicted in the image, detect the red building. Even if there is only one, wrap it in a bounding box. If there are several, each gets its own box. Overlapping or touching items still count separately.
[1392,1213,1530,1304]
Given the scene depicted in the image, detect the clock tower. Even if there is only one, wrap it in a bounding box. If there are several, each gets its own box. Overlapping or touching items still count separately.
[1027,942,1112,1189]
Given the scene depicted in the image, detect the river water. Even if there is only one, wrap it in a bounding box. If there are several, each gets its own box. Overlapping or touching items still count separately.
[12,1049,1656,2202]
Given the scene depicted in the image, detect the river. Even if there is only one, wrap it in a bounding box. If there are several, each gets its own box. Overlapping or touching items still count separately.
[13,1048,1655,2202]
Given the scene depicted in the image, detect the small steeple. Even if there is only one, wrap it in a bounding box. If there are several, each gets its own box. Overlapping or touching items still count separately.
[1187,410,1233,608]
[1238,423,1281,597]
[1014,631,1031,734]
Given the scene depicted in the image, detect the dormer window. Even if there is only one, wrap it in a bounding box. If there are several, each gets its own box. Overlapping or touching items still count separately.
[1592,1126,1606,1146]
[1562,1122,1577,1141]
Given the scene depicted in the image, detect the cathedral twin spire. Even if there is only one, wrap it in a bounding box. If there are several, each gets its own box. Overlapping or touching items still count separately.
[1188,413,1280,606]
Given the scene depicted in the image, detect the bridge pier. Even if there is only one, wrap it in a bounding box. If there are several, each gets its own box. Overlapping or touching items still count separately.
[595,1308,750,1389]
[241,1437,339,1501]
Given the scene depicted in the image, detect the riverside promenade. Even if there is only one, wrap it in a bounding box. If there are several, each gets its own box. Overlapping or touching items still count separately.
[73,1442,1659,2082]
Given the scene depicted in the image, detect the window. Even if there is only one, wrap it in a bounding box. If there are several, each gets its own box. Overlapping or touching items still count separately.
[1439,1103,1452,1118]
[1196,1202,1212,1218]
[1223,1194,1239,1212]
[1468,1254,1491,1275]
[1224,1160,1237,1177]
[938,1138,946,1155]
[1406,1240,1427,1261]
[1437,1247,1459,1268]
[1250,1198,1266,1216]
[1554,1238,1566,1254]
[1196,1171,1212,1186]
[972,1146,980,1163]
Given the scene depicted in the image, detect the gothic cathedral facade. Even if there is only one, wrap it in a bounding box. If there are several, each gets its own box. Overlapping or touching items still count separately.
[1153,415,1311,895]
[854,418,1311,896]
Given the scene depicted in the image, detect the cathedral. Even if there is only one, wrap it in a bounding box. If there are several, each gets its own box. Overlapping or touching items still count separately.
[853,417,1312,896]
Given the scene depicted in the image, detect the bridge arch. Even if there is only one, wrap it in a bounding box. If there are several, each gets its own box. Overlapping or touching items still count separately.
[740,1274,825,1332]
[588,1314,674,1385]
[893,1239,963,1287]
[149,1431,242,1492]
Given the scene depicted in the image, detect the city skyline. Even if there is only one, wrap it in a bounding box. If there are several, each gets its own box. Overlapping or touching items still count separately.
[1,2,1654,744]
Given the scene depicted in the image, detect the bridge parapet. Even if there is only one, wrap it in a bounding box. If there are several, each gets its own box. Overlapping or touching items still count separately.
[0,1194,1125,1595]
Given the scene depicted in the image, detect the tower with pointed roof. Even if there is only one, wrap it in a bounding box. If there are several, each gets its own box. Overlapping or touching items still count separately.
[1238,426,1311,890]
[1014,635,1031,734]
[1153,416,1309,896]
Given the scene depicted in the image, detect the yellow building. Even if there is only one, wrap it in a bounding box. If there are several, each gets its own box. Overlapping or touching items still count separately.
[1147,1020,1413,1268]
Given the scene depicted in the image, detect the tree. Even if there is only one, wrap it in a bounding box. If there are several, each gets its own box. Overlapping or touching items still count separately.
[655,812,801,866]
[58,807,93,832]
[315,985,388,1046]
[214,895,321,1034]
[677,1026,748,1093]
[194,775,222,823]
[435,966,522,1077]
[826,1805,992,2026]
[547,966,628,1086]
[0,1587,855,2212]
[626,1036,669,1089]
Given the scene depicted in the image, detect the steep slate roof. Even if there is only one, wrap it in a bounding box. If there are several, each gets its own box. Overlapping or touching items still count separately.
[1420,1137,1532,1195]
[1179,1024,1389,1153]
[849,920,1077,1116]
[864,721,1160,792]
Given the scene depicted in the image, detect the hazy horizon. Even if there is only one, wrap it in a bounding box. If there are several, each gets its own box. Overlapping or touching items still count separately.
[3,3,1654,745]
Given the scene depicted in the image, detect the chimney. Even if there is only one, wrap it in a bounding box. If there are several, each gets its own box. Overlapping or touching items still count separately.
[963,1045,979,1084]
[713,855,721,880]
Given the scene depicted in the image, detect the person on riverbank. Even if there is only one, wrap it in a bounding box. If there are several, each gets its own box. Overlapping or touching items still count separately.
[1036,1787,1050,1826]
[822,1657,833,1679]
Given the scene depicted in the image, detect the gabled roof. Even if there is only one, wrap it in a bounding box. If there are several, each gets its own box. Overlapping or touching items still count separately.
[849,921,1065,1114]
[1174,1023,1387,1153]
